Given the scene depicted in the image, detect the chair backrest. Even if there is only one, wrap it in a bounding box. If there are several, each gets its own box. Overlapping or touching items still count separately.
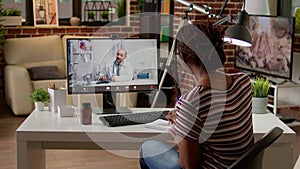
[228,127,284,169]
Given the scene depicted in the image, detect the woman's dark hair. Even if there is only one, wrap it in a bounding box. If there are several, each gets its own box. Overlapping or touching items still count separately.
[176,22,226,71]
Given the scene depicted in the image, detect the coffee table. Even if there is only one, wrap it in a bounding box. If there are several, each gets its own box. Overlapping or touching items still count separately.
[16,108,296,169]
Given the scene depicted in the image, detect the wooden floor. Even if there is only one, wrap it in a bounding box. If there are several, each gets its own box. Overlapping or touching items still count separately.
[0,97,140,169]
[1,96,300,169]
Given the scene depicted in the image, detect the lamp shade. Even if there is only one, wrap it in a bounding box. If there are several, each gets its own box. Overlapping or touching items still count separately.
[223,10,252,47]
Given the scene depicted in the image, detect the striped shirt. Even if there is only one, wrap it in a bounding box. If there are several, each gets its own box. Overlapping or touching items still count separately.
[172,72,254,169]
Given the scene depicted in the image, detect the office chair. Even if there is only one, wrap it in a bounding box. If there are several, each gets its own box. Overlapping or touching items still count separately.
[228,127,284,169]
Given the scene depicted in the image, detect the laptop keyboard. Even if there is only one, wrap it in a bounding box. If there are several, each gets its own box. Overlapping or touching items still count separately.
[99,110,169,127]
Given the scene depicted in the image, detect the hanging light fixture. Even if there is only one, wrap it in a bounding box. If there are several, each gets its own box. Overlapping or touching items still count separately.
[223,0,252,47]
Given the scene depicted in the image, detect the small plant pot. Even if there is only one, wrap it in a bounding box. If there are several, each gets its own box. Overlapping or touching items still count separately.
[35,102,45,111]
[252,97,268,114]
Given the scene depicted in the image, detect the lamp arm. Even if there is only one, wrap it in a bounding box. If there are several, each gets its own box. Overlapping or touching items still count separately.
[213,14,232,26]
[242,0,246,11]
[218,0,228,17]
[174,0,218,18]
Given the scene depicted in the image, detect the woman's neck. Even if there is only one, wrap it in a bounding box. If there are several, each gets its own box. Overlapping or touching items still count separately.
[195,70,232,90]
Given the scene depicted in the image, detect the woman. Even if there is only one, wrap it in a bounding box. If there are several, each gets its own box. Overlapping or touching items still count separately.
[139,23,254,169]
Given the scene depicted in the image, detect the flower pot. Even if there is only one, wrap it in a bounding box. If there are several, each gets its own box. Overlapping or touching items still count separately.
[35,102,45,111]
[252,97,268,114]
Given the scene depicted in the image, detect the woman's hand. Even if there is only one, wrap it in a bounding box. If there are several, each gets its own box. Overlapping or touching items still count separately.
[166,110,176,124]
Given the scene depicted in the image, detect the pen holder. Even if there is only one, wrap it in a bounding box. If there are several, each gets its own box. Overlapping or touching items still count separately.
[48,88,66,112]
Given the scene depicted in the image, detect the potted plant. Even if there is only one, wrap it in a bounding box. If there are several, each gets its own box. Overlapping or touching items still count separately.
[251,77,271,114]
[101,11,109,22]
[88,11,95,22]
[136,0,145,13]
[0,8,22,26]
[117,0,125,18]
[28,88,50,111]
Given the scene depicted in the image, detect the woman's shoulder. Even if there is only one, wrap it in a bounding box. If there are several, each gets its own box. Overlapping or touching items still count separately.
[229,72,250,80]
[228,72,251,89]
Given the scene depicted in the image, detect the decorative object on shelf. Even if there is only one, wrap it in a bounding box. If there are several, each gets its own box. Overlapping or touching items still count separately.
[0,8,22,26]
[48,83,66,112]
[101,11,108,22]
[294,7,300,33]
[136,0,145,13]
[28,88,50,111]
[33,0,58,27]
[117,0,125,18]
[70,16,81,26]
[251,77,271,114]
[88,11,95,22]
[83,1,112,26]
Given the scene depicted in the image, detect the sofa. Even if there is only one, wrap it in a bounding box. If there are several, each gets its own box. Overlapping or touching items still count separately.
[3,35,138,115]
[4,35,67,115]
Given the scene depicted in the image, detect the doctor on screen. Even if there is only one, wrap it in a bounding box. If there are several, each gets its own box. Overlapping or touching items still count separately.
[99,48,133,82]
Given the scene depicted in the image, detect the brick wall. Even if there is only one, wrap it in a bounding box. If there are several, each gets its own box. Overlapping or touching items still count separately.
[0,0,299,96]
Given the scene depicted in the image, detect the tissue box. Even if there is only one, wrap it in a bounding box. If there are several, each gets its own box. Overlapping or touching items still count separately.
[58,105,75,117]
[48,88,66,112]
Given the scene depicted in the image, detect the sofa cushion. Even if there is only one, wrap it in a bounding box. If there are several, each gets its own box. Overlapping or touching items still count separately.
[3,35,66,77]
[28,66,65,80]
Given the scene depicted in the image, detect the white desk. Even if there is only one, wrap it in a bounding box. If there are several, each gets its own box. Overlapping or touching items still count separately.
[16,109,296,169]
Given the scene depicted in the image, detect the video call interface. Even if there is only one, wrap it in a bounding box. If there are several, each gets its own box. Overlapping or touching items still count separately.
[67,38,159,94]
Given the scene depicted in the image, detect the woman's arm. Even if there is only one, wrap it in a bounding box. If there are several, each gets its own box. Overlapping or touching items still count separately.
[177,137,201,169]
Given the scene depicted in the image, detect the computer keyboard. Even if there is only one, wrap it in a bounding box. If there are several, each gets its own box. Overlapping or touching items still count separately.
[99,110,169,127]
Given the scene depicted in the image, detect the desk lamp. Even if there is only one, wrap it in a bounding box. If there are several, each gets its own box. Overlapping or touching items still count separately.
[175,0,252,47]
[222,0,252,47]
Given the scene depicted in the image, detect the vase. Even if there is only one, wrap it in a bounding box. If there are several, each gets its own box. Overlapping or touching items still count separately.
[70,17,81,26]
[35,102,44,111]
[252,97,268,114]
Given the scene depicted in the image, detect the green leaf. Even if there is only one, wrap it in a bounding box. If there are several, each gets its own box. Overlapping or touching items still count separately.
[251,77,271,98]
[28,88,50,103]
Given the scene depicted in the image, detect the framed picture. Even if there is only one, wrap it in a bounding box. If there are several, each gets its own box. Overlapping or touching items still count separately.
[33,0,58,27]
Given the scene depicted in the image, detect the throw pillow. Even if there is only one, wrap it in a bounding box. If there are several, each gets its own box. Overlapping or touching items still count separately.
[28,66,65,80]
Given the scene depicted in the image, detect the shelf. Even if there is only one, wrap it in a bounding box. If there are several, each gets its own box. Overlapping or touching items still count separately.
[268,82,300,115]
[277,101,300,108]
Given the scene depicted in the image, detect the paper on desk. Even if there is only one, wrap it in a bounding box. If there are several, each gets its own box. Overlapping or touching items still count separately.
[144,119,172,131]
